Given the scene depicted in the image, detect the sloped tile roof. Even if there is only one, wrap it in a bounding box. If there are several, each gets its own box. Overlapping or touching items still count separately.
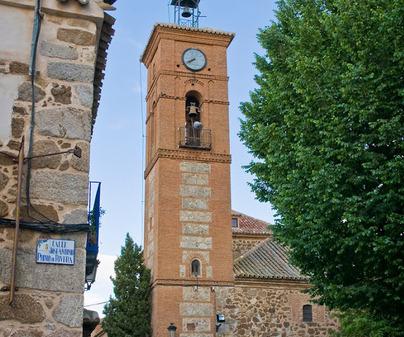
[232,210,272,235]
[92,13,115,132]
[234,239,307,281]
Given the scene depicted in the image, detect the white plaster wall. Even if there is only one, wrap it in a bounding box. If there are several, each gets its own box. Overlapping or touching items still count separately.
[0,4,33,62]
[0,4,32,144]
[0,75,24,144]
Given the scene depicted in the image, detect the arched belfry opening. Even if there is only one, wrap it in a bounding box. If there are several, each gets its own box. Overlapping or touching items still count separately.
[180,91,211,150]
[185,91,201,137]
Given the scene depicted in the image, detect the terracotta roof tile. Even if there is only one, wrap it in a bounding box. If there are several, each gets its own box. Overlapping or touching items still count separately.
[234,239,307,281]
[153,23,235,37]
[231,210,272,235]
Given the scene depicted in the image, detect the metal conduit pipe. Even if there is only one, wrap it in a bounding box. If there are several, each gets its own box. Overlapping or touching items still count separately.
[26,0,42,216]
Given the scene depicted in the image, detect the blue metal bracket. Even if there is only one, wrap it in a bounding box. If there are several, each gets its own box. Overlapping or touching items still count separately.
[85,181,101,290]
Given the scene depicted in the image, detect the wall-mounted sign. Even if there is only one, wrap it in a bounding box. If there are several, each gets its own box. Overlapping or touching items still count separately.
[36,239,75,265]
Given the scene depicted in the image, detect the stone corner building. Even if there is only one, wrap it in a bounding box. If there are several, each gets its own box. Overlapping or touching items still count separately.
[138,21,339,337]
[0,0,115,336]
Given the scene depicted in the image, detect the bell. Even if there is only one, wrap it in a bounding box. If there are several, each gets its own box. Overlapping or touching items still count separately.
[188,102,198,117]
[182,6,192,18]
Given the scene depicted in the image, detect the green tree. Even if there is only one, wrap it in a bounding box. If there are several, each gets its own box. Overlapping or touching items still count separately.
[103,234,152,337]
[332,310,402,337]
[239,0,403,332]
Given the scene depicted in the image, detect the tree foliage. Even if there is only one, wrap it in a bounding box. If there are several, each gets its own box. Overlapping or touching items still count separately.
[332,310,402,337]
[239,0,403,330]
[103,234,152,337]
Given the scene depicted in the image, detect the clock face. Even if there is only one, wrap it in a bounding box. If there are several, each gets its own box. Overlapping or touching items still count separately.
[182,48,207,72]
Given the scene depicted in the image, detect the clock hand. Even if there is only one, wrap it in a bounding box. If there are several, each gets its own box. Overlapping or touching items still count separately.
[187,58,196,64]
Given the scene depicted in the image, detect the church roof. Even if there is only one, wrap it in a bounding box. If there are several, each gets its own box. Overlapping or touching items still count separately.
[234,239,307,281]
[231,210,272,235]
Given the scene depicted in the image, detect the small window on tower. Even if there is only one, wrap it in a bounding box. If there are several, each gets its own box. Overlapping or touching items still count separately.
[303,304,313,322]
[191,259,201,277]
[231,217,239,228]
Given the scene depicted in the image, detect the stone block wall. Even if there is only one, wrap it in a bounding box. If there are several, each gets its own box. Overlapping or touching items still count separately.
[232,237,267,259]
[215,285,338,337]
[0,1,106,336]
[178,162,213,280]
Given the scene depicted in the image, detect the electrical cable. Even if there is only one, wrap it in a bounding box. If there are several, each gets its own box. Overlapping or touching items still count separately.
[21,1,89,228]
[84,301,108,307]
[0,217,89,233]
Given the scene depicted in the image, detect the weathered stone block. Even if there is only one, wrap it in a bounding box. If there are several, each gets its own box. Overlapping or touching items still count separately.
[206,266,213,278]
[180,265,186,278]
[183,223,209,236]
[9,61,29,75]
[63,209,87,224]
[53,294,83,328]
[75,84,93,108]
[7,140,20,151]
[180,186,211,198]
[0,171,9,191]
[46,329,82,337]
[48,62,94,82]
[180,162,211,173]
[18,82,45,102]
[181,236,212,250]
[182,318,211,333]
[182,173,209,186]
[182,198,208,210]
[18,204,60,223]
[11,117,24,138]
[31,140,61,169]
[180,334,213,337]
[36,107,91,141]
[40,41,78,60]
[183,287,210,302]
[13,105,28,115]
[0,200,8,217]
[180,303,213,317]
[57,28,96,46]
[51,84,72,104]
[60,161,69,171]
[180,211,212,223]
[0,247,85,293]
[30,171,88,205]
[0,294,45,323]
[9,329,44,337]
[0,152,15,166]
[71,141,89,172]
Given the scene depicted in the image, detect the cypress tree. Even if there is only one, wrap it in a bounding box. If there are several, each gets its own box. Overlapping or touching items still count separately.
[103,234,152,337]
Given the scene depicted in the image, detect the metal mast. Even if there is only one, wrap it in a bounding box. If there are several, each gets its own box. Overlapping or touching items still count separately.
[170,0,201,28]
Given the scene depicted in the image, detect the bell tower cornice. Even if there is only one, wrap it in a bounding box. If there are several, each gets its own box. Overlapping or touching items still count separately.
[141,23,234,67]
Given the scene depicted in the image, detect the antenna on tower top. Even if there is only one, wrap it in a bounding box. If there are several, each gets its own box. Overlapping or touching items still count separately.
[170,0,202,28]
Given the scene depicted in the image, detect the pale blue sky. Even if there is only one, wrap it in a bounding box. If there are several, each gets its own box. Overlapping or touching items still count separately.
[90,0,277,256]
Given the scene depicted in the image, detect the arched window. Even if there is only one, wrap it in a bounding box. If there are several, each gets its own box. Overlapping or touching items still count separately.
[184,91,202,147]
[303,304,313,322]
[191,259,201,277]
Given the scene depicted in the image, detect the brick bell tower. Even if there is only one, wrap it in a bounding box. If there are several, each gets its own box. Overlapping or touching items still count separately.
[141,1,235,336]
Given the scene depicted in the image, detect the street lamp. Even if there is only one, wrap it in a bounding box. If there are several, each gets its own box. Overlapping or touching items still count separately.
[167,323,177,337]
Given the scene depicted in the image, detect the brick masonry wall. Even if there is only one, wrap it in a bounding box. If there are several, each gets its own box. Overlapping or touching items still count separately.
[215,285,338,337]
[0,3,104,336]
